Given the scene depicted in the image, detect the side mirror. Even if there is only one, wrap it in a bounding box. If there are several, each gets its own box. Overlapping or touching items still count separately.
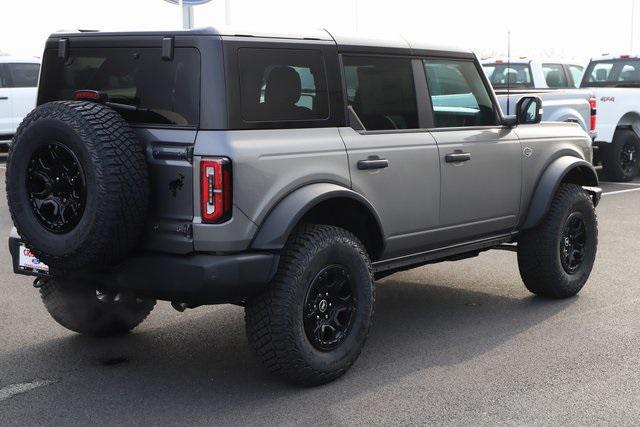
[516,96,543,125]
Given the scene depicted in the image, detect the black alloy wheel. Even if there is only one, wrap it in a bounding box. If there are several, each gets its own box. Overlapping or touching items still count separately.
[26,142,87,234]
[559,212,587,275]
[619,141,639,178]
[303,265,356,351]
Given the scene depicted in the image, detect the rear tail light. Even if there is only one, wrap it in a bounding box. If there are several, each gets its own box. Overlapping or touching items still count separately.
[589,96,597,131]
[200,158,232,223]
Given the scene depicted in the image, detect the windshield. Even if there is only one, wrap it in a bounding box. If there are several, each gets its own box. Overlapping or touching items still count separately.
[483,63,533,88]
[582,59,640,87]
[38,47,200,126]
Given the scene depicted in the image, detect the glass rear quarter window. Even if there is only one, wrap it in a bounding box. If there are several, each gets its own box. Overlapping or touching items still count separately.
[238,48,329,123]
[343,55,418,131]
[568,65,584,87]
[39,47,200,126]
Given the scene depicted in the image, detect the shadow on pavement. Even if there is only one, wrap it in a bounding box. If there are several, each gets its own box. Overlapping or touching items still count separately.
[0,275,575,424]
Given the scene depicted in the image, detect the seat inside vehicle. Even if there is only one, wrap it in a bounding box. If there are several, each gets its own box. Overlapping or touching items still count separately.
[545,70,563,88]
[261,66,312,120]
[353,67,417,130]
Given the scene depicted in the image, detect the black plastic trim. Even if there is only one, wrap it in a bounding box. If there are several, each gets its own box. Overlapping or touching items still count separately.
[9,237,278,304]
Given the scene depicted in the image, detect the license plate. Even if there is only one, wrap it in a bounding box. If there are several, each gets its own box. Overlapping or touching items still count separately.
[18,244,49,275]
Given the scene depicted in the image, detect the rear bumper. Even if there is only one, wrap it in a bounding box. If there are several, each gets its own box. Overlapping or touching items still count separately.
[9,237,279,304]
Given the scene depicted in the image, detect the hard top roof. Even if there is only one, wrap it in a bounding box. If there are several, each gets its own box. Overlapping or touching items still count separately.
[49,26,473,56]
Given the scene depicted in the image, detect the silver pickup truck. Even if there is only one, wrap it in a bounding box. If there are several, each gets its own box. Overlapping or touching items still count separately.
[493,89,597,140]
[482,59,597,139]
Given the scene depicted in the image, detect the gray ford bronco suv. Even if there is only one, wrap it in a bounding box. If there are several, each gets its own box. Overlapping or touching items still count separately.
[6,27,601,385]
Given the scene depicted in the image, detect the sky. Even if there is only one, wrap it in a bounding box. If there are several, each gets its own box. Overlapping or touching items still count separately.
[1,0,638,63]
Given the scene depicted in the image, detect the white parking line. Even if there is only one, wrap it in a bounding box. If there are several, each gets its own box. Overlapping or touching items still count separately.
[0,379,56,402]
[605,181,640,187]
[603,187,640,196]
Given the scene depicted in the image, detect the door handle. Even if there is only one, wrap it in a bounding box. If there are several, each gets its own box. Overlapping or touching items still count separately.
[0,97,8,100]
[357,157,389,170]
[445,151,471,163]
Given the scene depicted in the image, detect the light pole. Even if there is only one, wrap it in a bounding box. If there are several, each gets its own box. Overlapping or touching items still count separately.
[163,0,214,30]
[632,0,637,52]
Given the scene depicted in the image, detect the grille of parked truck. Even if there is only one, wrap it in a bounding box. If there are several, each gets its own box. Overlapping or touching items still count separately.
[580,54,640,181]
[482,58,597,140]
[5,27,601,385]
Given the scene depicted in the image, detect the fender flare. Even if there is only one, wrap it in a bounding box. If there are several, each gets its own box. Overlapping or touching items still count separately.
[522,156,599,230]
[251,183,385,251]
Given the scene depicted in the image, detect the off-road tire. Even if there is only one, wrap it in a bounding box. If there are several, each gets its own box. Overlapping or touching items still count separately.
[6,101,149,271]
[40,278,156,336]
[517,184,598,298]
[245,225,374,386]
[602,129,640,182]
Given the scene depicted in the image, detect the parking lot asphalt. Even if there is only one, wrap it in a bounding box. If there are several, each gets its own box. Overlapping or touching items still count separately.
[1,152,640,426]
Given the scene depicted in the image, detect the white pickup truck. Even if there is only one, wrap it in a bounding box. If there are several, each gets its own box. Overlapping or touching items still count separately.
[0,55,40,148]
[580,54,640,181]
[482,58,596,140]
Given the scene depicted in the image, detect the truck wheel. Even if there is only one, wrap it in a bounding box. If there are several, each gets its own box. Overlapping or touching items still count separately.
[517,184,598,299]
[602,129,640,182]
[40,278,156,336]
[245,225,374,386]
[5,101,149,271]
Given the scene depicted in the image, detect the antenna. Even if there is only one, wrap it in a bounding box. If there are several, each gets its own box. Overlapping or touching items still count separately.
[506,30,511,115]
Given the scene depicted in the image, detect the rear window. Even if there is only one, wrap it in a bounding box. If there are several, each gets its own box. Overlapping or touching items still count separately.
[39,47,200,126]
[483,63,533,89]
[582,59,640,87]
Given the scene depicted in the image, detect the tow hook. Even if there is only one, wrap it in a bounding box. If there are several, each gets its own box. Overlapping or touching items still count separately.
[33,278,47,288]
[171,302,200,312]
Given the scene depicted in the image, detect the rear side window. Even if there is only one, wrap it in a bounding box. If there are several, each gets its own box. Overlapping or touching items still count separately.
[2,63,40,88]
[0,65,8,88]
[343,56,418,131]
[238,48,329,123]
[39,47,200,126]
[483,63,533,89]
[424,59,497,128]
[542,63,569,88]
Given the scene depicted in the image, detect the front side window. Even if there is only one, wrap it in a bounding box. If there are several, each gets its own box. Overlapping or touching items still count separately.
[424,59,497,128]
[238,48,329,123]
[542,63,569,88]
[6,63,40,88]
[483,63,533,89]
[343,56,418,131]
[568,65,584,87]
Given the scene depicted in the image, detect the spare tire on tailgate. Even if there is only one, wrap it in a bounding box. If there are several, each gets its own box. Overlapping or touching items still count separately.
[6,101,149,271]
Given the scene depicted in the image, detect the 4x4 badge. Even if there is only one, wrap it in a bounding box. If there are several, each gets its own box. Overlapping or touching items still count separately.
[523,146,534,157]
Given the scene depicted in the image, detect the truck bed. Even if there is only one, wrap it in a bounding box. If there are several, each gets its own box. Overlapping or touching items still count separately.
[494,88,596,139]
